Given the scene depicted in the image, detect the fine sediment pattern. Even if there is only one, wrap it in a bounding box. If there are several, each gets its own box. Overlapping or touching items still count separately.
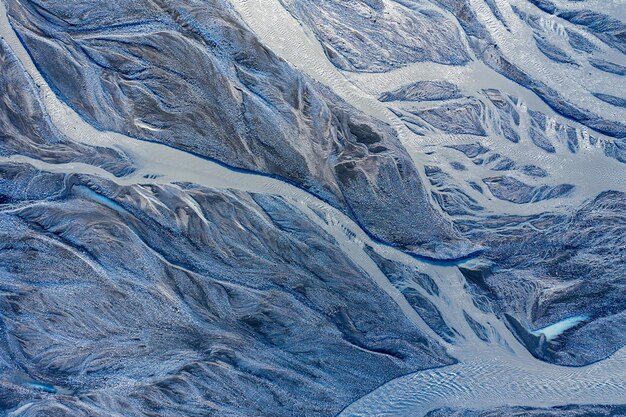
[1,0,625,415]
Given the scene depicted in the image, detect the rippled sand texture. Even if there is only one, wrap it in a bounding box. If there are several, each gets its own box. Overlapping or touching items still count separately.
[1,0,625,416]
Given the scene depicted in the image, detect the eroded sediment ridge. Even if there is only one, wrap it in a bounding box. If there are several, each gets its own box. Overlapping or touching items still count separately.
[1,0,625,415]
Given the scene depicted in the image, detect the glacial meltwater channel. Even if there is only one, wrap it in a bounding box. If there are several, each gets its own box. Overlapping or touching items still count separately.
[1,1,625,416]
[230,0,626,220]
